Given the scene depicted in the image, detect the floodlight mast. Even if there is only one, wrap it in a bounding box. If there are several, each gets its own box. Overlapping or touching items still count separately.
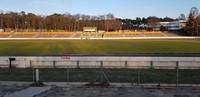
[121,22,124,34]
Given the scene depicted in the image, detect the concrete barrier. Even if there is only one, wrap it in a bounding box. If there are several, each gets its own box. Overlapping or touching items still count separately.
[0,56,200,69]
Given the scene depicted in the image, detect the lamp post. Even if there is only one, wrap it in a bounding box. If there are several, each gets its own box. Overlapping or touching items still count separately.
[121,22,124,34]
[25,21,27,32]
[197,23,200,36]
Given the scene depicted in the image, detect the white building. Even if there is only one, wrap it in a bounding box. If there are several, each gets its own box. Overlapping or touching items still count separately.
[0,29,3,32]
[159,20,187,30]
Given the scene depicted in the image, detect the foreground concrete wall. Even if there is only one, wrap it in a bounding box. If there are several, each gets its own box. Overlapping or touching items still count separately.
[0,56,200,69]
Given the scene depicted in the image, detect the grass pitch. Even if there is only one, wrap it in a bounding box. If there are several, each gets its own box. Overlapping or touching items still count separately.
[0,40,200,55]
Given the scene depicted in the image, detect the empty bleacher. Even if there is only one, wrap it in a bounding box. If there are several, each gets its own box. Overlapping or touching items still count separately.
[162,31,186,36]
[142,31,165,37]
[0,30,187,39]
[104,31,124,37]
[124,31,144,37]
[11,32,38,38]
[0,32,13,38]
[74,32,83,38]
[82,32,90,38]
[90,32,97,38]
[36,32,57,38]
[97,32,104,38]
[55,32,73,38]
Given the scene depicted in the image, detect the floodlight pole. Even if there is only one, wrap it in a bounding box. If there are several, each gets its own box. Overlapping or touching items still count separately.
[197,23,200,36]
[121,22,124,34]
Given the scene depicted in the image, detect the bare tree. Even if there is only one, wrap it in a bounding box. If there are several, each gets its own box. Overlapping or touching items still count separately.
[178,14,186,20]
[0,10,122,32]
[147,16,160,29]
[0,10,3,29]
[187,7,199,35]
[196,15,200,35]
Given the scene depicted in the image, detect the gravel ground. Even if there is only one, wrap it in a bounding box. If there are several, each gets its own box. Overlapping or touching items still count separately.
[0,85,28,97]
[1,85,200,97]
[36,87,200,97]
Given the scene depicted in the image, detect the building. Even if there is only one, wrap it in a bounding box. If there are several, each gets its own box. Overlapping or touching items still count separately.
[0,29,4,32]
[83,27,97,32]
[154,20,187,31]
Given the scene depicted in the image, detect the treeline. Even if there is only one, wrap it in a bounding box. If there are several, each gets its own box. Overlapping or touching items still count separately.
[119,16,176,30]
[0,10,177,32]
[0,7,200,36]
[120,7,200,36]
[183,7,200,36]
[0,11,121,32]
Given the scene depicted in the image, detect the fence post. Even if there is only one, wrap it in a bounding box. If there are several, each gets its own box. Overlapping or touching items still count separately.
[32,68,35,82]
[30,60,32,67]
[67,67,69,84]
[176,61,179,87]
[125,61,128,69]
[77,60,80,68]
[53,60,56,68]
[101,60,103,82]
[137,66,140,86]
[35,69,39,82]
[101,60,103,67]
[150,61,153,69]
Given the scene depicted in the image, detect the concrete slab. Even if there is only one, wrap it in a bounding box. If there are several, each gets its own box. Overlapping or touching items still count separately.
[4,87,51,97]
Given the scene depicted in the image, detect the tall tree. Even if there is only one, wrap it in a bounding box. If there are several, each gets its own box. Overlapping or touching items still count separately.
[0,10,3,29]
[195,15,200,35]
[0,10,127,32]
[161,17,174,22]
[186,7,199,35]
[178,14,186,20]
[147,16,160,29]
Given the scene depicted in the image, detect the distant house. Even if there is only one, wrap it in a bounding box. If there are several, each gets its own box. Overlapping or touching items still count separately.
[0,29,4,32]
[154,20,187,31]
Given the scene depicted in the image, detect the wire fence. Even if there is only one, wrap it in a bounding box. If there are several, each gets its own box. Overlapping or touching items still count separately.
[0,60,200,86]
[0,66,200,86]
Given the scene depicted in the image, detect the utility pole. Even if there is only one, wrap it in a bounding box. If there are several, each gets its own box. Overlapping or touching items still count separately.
[197,24,199,36]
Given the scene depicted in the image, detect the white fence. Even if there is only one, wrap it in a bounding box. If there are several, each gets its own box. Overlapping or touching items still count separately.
[0,56,200,69]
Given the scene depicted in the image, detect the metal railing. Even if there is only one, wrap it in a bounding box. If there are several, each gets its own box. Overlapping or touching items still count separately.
[0,65,199,86]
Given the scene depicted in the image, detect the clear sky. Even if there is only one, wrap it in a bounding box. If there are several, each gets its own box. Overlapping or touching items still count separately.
[0,0,200,19]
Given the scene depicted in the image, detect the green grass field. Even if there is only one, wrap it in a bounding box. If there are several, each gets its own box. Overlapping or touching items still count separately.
[0,40,200,55]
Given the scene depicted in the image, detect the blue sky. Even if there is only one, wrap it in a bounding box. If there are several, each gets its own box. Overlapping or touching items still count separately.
[0,0,200,19]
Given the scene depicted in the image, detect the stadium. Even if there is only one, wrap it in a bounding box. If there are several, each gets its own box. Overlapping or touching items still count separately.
[0,1,200,96]
[1,30,200,96]
[0,28,200,78]
[0,28,196,40]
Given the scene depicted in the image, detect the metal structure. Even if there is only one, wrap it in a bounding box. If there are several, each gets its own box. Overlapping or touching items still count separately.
[83,27,97,32]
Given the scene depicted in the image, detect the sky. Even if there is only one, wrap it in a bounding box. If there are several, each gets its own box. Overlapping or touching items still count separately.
[0,0,200,19]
